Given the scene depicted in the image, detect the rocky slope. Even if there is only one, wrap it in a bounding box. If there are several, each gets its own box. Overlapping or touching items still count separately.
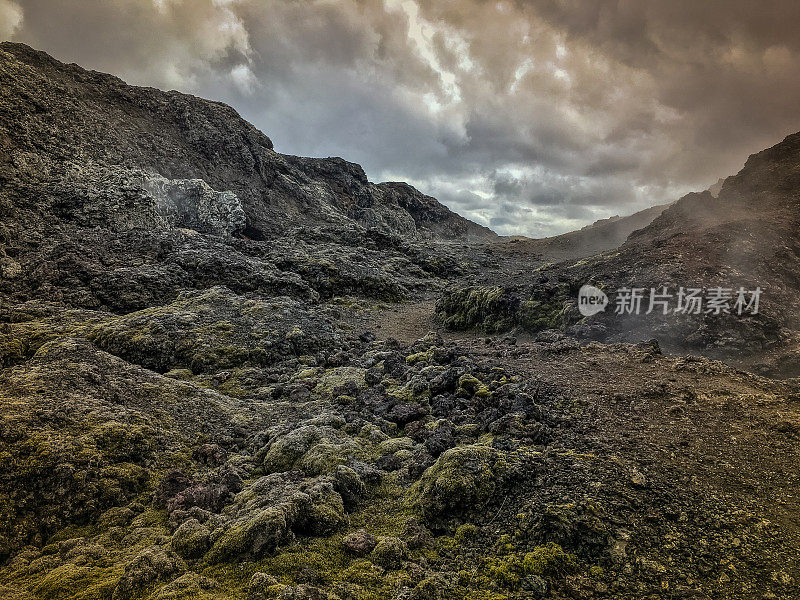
[563,133,800,374]
[0,42,494,242]
[2,43,800,600]
[0,41,495,314]
[438,132,800,375]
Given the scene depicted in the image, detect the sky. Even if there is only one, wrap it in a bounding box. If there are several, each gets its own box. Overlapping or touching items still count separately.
[4,0,800,237]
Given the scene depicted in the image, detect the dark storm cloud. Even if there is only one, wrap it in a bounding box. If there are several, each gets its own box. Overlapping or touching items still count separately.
[7,0,800,236]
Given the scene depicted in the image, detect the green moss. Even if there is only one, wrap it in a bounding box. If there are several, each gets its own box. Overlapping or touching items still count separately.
[457,375,491,399]
[411,445,507,527]
[48,524,100,544]
[517,299,568,332]
[171,519,211,559]
[454,523,480,544]
[378,437,414,455]
[313,367,367,396]
[263,426,322,473]
[589,565,605,577]
[164,368,194,380]
[93,422,155,462]
[34,562,121,600]
[341,559,384,587]
[0,313,110,369]
[465,591,509,600]
[206,508,291,564]
[406,349,434,365]
[299,438,355,475]
[264,426,362,476]
[306,496,347,536]
[457,374,482,394]
[384,379,428,404]
[148,573,218,600]
[130,509,167,529]
[370,537,408,569]
[521,543,577,577]
[0,335,27,367]
[436,284,573,334]
[435,287,515,333]
[480,555,522,588]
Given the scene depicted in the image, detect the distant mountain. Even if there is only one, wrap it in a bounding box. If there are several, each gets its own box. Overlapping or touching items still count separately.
[496,202,671,264]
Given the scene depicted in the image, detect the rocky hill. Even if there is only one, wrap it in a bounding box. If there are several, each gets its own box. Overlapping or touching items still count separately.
[438,132,800,375]
[0,42,494,242]
[0,41,495,313]
[558,131,800,373]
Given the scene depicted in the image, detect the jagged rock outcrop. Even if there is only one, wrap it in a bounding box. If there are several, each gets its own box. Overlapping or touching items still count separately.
[142,175,246,237]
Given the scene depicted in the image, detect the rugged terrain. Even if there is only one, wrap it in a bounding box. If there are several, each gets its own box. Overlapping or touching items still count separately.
[2,42,800,600]
[437,133,800,376]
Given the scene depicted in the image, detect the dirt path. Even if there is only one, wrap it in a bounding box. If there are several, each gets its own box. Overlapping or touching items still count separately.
[366,300,441,344]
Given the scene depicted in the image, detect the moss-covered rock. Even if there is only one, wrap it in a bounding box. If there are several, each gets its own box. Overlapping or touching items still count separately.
[263,425,362,477]
[112,547,186,600]
[0,333,28,367]
[517,299,568,332]
[378,437,415,455]
[170,518,210,559]
[332,465,366,509]
[412,445,508,528]
[33,560,120,600]
[206,504,299,564]
[89,287,339,373]
[150,573,217,600]
[300,439,357,477]
[435,287,517,333]
[304,480,348,535]
[248,572,282,600]
[263,426,324,473]
[454,523,480,544]
[521,542,577,577]
[98,507,135,529]
[312,367,367,396]
[436,285,572,334]
[370,536,408,569]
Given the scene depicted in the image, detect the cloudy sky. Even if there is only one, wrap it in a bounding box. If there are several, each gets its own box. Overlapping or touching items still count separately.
[4,0,800,236]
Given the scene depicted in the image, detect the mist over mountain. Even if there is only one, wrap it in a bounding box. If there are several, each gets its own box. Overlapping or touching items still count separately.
[435,130,800,376]
[556,131,800,373]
